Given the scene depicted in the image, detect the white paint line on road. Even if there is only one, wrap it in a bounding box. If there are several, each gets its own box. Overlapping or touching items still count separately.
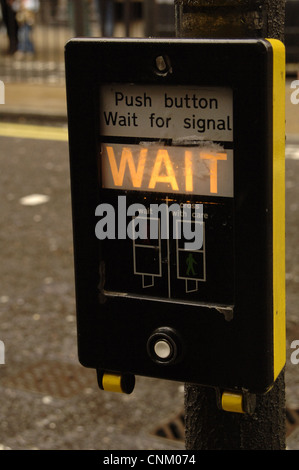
[19,194,50,206]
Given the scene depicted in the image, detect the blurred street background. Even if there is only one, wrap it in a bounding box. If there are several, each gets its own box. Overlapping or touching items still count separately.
[0,0,299,451]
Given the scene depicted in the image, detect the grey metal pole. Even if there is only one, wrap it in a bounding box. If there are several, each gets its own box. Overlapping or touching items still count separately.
[124,0,131,37]
[73,0,86,37]
[144,0,159,37]
[184,372,286,450]
[174,0,286,450]
[175,0,285,41]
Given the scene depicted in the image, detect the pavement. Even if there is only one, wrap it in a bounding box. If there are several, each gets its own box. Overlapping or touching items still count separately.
[0,75,299,451]
[0,82,67,123]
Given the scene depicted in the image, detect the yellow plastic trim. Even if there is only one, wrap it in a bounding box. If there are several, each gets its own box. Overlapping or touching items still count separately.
[266,38,286,380]
[102,373,124,393]
[221,391,244,413]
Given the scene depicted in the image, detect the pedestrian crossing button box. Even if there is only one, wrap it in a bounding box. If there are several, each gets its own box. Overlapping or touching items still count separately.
[65,37,285,395]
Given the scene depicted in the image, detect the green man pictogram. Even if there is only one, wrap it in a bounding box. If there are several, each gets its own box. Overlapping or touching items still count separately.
[186,253,197,276]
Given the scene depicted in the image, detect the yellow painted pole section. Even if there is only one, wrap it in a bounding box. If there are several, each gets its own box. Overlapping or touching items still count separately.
[266,39,286,381]
[0,122,68,141]
[221,392,244,414]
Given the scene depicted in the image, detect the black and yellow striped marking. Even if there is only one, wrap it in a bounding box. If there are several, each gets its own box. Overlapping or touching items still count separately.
[97,371,135,394]
[221,391,244,414]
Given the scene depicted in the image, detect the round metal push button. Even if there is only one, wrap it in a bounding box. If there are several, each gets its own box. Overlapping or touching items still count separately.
[154,340,172,359]
[147,327,180,364]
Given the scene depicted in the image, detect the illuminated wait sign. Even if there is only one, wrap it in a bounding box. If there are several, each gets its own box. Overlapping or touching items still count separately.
[101,143,234,197]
